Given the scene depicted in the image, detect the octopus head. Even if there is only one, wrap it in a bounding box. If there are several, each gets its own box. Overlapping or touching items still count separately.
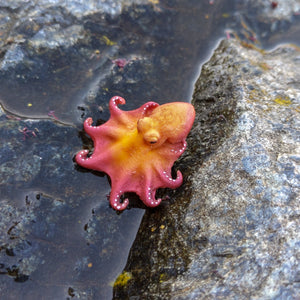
[137,102,195,148]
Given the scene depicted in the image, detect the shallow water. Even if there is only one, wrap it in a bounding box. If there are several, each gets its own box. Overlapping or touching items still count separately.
[0,0,237,124]
[0,0,299,299]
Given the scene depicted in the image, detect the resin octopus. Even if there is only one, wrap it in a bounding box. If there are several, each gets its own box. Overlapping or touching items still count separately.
[76,96,195,210]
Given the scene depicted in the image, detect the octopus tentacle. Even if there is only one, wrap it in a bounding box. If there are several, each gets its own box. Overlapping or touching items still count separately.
[109,96,135,127]
[76,149,112,172]
[109,186,129,211]
[83,117,101,135]
[75,150,95,168]
[83,113,124,141]
[140,101,159,117]
[83,117,119,140]
[109,96,126,115]
[170,140,187,156]
[161,170,183,188]
[141,187,162,207]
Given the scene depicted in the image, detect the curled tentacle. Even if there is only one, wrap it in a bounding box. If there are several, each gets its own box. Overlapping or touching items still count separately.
[83,117,100,135]
[109,96,134,127]
[160,170,183,188]
[141,187,162,207]
[75,149,94,168]
[140,101,159,117]
[109,96,126,116]
[109,187,129,211]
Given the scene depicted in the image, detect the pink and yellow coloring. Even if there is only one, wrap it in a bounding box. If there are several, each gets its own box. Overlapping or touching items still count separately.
[76,96,195,210]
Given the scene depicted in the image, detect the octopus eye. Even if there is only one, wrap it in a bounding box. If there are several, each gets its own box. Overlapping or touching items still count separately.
[142,128,160,145]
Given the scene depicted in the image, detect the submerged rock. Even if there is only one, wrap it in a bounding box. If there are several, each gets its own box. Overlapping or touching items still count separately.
[0,115,145,298]
[0,0,177,123]
[113,39,300,299]
[235,0,300,45]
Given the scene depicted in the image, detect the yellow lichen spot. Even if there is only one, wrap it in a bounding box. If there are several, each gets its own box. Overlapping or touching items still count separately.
[101,35,117,46]
[149,0,159,4]
[27,103,32,107]
[160,224,165,230]
[112,271,132,288]
[159,273,167,283]
[274,97,292,106]
[222,13,230,18]
[88,262,92,268]
[151,226,156,232]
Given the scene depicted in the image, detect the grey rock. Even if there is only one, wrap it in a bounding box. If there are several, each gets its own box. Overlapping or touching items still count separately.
[246,0,300,21]
[235,0,300,45]
[0,0,149,18]
[0,44,25,71]
[28,24,86,50]
[0,0,172,123]
[113,39,300,299]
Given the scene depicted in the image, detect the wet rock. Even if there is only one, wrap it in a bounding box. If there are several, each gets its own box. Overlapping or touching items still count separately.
[113,39,300,299]
[0,0,149,18]
[28,24,86,50]
[0,0,173,122]
[0,117,78,189]
[245,0,300,22]
[235,0,300,44]
[0,114,144,298]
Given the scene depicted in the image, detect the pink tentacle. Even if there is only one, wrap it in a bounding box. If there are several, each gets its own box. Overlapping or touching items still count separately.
[109,187,129,211]
[108,96,134,127]
[160,170,183,188]
[140,187,162,208]
[83,117,101,135]
[75,150,94,168]
[170,140,187,157]
[109,96,126,115]
[140,101,159,116]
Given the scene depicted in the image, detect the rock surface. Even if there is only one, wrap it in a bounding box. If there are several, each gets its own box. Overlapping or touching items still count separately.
[0,116,144,299]
[0,0,169,123]
[113,39,300,299]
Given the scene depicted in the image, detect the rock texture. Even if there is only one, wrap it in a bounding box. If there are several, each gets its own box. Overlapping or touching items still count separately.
[0,116,144,299]
[235,0,300,45]
[0,0,168,122]
[113,39,300,299]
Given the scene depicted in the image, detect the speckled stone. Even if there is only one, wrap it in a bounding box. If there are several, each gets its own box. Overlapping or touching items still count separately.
[113,39,300,299]
[168,39,300,299]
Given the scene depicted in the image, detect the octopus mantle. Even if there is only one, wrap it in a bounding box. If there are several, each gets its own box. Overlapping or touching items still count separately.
[76,96,195,210]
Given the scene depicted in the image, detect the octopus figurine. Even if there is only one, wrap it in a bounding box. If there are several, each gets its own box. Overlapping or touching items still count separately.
[76,96,195,210]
